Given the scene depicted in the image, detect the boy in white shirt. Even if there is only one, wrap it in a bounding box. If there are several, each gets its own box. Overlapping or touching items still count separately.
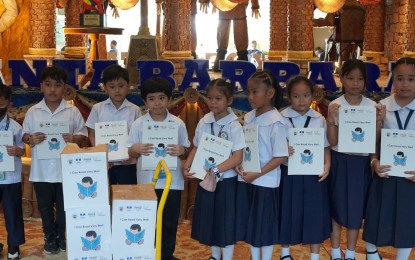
[0,84,25,260]
[86,64,141,184]
[22,66,87,255]
[126,77,190,260]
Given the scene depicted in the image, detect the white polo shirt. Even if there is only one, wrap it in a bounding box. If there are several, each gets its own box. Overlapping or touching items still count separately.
[380,94,415,131]
[22,99,88,183]
[330,95,377,156]
[193,108,246,179]
[126,111,190,190]
[0,115,24,184]
[85,98,141,132]
[238,108,289,188]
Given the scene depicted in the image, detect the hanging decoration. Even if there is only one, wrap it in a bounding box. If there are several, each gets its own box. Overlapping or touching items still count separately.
[314,0,346,13]
[211,0,238,12]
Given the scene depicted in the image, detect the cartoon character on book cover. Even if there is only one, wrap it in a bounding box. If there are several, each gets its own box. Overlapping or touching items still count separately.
[393,151,407,166]
[77,176,98,199]
[204,157,216,172]
[81,230,101,251]
[351,127,365,142]
[48,138,60,150]
[244,147,251,161]
[155,143,167,158]
[300,149,313,164]
[108,139,119,152]
[125,224,145,245]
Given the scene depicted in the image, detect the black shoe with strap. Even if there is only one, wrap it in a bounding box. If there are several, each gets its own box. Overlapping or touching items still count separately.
[366,249,382,260]
[208,257,221,260]
[281,255,293,260]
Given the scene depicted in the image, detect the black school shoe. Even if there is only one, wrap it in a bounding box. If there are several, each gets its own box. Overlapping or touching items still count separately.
[281,255,293,260]
[57,234,66,252]
[7,246,20,260]
[44,234,59,255]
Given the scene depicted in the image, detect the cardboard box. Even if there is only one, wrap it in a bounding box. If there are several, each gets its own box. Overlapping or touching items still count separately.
[111,184,157,260]
[66,205,112,260]
[61,143,109,210]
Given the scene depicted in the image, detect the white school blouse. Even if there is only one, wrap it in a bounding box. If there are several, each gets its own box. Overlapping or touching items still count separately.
[330,95,376,156]
[125,111,190,190]
[281,107,330,166]
[0,116,24,184]
[380,94,415,131]
[86,98,141,165]
[22,99,88,183]
[238,108,289,188]
[193,107,246,179]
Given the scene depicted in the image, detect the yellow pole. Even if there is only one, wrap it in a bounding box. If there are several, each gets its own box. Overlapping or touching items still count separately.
[151,159,172,260]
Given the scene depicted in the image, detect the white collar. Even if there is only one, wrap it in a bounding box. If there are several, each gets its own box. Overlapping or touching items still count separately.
[202,107,238,125]
[384,94,415,112]
[280,107,320,118]
[245,108,285,126]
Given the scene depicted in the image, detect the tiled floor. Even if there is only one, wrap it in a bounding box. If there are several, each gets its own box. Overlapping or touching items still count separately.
[0,213,414,259]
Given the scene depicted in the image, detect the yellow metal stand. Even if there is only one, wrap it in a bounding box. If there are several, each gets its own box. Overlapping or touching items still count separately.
[151,159,172,260]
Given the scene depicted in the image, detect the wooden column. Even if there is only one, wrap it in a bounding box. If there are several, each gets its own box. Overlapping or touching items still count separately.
[404,0,415,58]
[363,2,387,74]
[268,0,288,60]
[287,0,314,59]
[162,0,192,86]
[384,0,408,61]
[29,0,56,55]
[65,0,85,47]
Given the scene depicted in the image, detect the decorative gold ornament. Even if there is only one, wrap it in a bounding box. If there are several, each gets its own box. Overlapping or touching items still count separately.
[314,0,346,13]
[183,88,200,105]
[110,0,139,10]
[63,85,77,101]
[211,0,238,12]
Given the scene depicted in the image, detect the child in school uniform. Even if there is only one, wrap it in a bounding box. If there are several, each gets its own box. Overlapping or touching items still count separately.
[0,84,25,260]
[86,64,141,185]
[235,71,289,260]
[22,66,88,254]
[279,76,331,260]
[363,57,415,260]
[326,59,381,260]
[183,78,245,260]
[127,77,190,260]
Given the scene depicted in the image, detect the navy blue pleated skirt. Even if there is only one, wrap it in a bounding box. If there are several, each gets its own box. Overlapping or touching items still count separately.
[363,175,415,248]
[191,176,237,247]
[328,150,371,229]
[279,165,331,245]
[235,181,280,247]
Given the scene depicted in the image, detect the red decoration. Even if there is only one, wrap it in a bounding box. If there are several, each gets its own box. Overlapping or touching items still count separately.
[358,0,381,5]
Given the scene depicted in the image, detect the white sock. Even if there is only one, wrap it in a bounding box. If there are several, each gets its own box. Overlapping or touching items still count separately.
[250,245,261,260]
[331,247,341,259]
[365,243,380,260]
[396,248,412,260]
[345,249,355,259]
[211,246,221,260]
[261,245,274,260]
[310,253,320,260]
[281,246,290,257]
[222,245,234,260]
